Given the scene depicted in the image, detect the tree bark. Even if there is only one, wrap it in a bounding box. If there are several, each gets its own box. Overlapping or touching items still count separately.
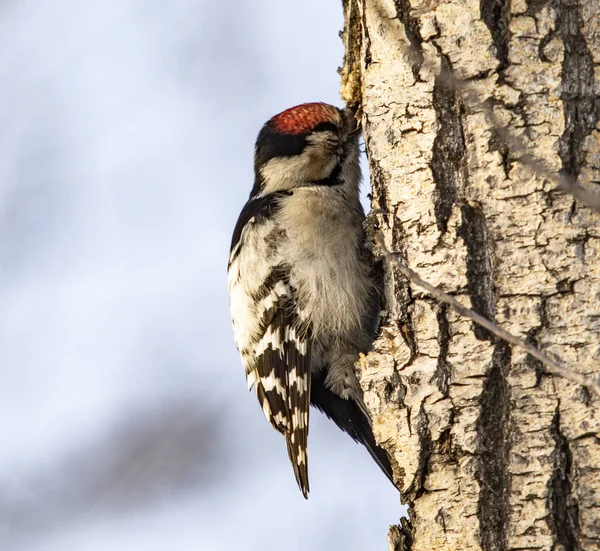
[340,1,600,549]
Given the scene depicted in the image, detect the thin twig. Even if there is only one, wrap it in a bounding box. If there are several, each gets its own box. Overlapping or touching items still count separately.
[375,233,600,398]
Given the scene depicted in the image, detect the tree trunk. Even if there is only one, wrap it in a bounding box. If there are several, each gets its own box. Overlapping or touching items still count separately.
[340,0,600,549]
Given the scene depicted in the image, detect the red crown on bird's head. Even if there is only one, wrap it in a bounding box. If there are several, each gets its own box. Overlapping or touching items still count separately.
[271,103,340,136]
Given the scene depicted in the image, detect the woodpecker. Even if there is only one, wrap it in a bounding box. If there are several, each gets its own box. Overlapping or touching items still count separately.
[227,102,393,498]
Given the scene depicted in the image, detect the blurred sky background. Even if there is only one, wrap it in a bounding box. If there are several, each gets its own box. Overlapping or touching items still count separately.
[0,1,401,549]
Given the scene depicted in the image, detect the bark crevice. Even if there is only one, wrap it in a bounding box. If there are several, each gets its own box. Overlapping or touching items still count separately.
[476,342,511,551]
[458,204,496,341]
[551,0,599,179]
[548,406,581,551]
[433,304,451,397]
[394,0,424,79]
[479,0,510,77]
[410,405,433,501]
[430,56,465,234]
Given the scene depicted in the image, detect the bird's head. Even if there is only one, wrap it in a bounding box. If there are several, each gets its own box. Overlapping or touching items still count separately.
[250,102,360,198]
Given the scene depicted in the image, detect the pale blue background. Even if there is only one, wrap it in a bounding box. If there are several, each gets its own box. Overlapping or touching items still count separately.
[0,2,400,549]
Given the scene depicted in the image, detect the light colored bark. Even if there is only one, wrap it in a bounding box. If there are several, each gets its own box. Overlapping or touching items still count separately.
[341,0,600,549]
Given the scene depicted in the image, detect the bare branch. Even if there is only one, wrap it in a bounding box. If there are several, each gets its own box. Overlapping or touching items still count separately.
[375,233,600,398]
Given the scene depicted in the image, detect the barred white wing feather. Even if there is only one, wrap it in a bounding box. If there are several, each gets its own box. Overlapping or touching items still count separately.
[253,270,312,497]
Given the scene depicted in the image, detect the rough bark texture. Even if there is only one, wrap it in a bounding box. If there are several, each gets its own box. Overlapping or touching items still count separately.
[340,0,600,549]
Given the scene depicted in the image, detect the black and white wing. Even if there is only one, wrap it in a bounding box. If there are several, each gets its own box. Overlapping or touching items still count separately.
[228,193,313,498]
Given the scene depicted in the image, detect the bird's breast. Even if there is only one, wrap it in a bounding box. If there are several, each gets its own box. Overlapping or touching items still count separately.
[277,190,375,338]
